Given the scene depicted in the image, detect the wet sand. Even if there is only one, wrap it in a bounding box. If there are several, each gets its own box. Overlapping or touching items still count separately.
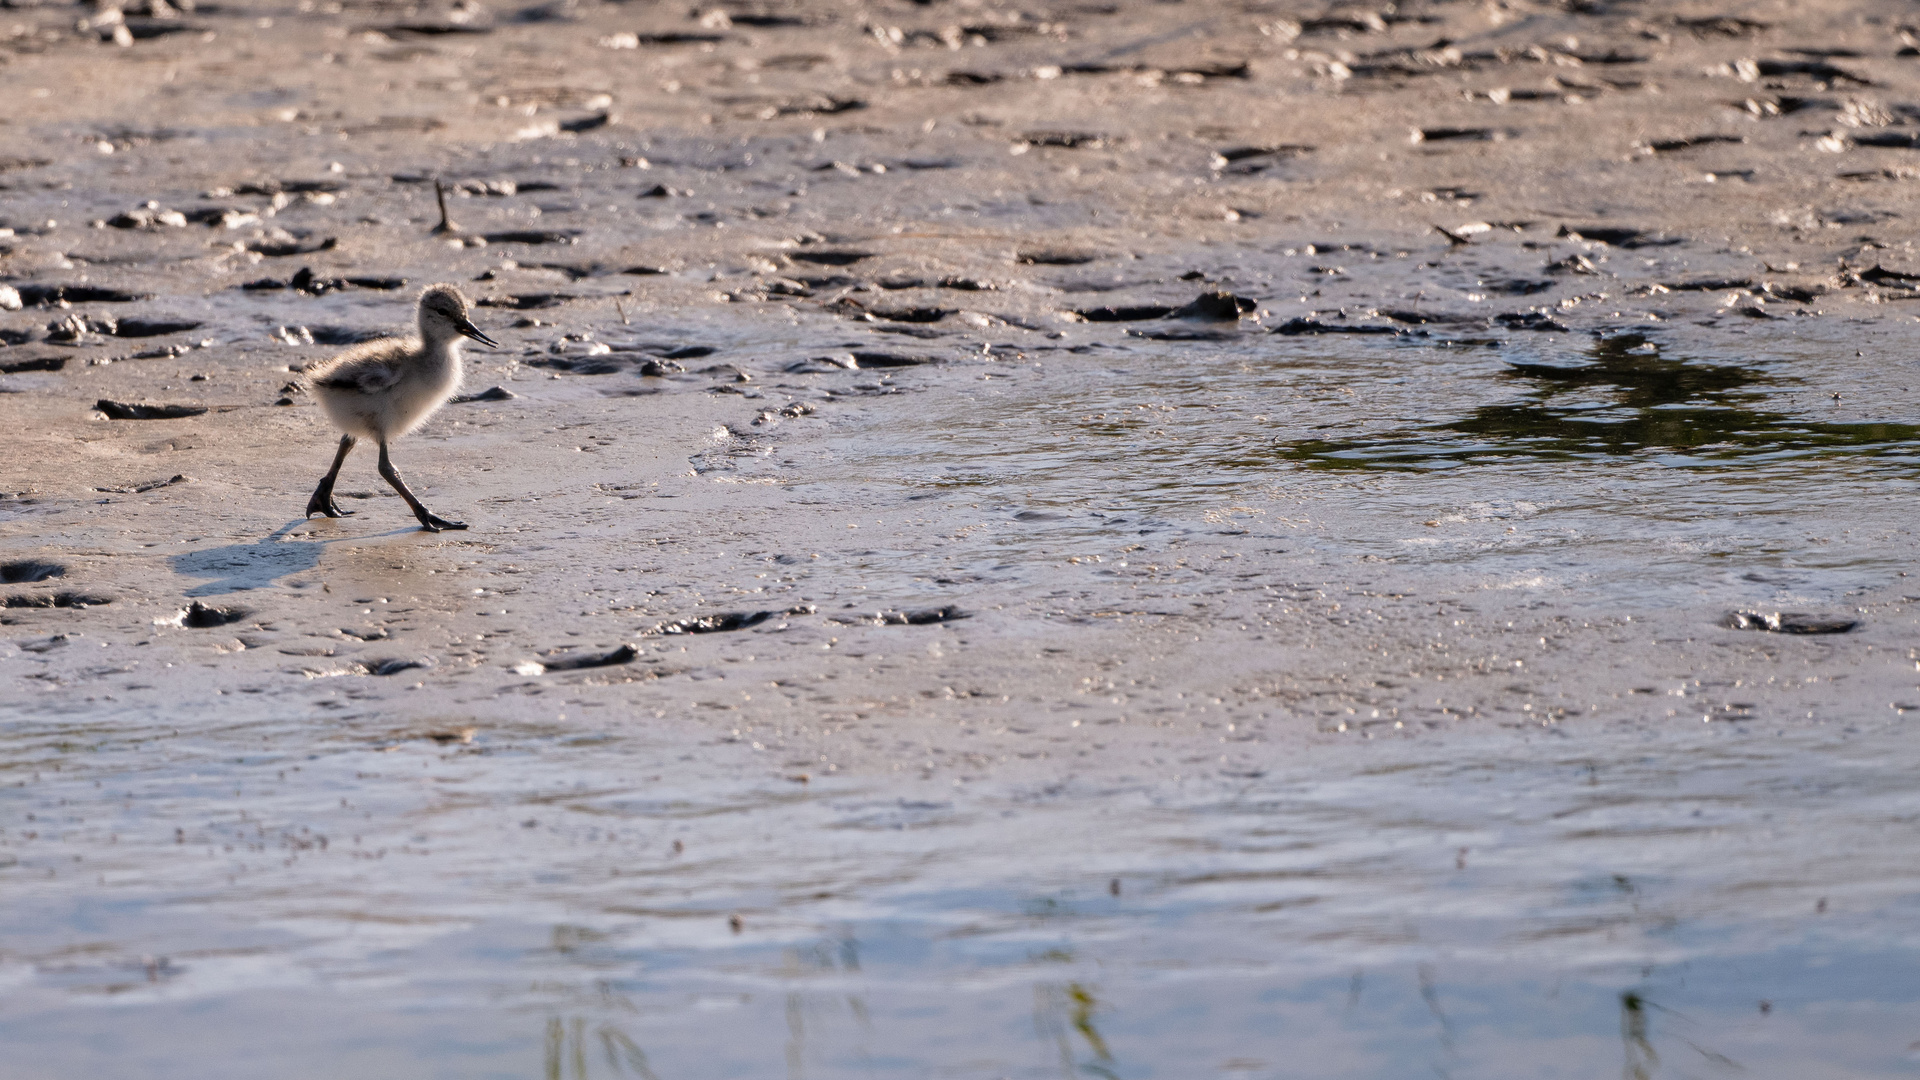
[6,0,1920,1075]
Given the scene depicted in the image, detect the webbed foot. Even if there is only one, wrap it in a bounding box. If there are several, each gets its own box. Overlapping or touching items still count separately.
[306,493,355,518]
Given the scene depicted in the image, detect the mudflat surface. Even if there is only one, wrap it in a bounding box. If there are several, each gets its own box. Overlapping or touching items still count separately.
[6,0,1920,1076]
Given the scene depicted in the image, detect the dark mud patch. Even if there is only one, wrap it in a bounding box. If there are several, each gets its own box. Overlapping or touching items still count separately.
[868,307,951,323]
[365,657,432,676]
[15,284,152,306]
[642,607,811,635]
[244,268,406,294]
[175,600,250,628]
[95,400,207,420]
[1074,291,1255,322]
[1211,144,1313,174]
[248,236,337,257]
[1126,327,1241,341]
[482,230,581,245]
[1495,312,1570,332]
[631,32,730,45]
[1485,278,1556,297]
[1558,225,1684,249]
[230,179,346,197]
[0,356,67,374]
[1285,332,1920,469]
[476,292,579,309]
[789,250,873,266]
[1378,310,1485,326]
[1663,277,1756,292]
[1017,250,1101,266]
[529,643,638,672]
[1174,291,1257,320]
[451,386,515,403]
[1018,131,1116,149]
[0,560,64,584]
[560,112,612,133]
[4,591,112,608]
[849,351,933,368]
[527,355,630,375]
[1413,127,1509,143]
[94,473,189,494]
[529,343,710,375]
[829,605,969,626]
[1755,58,1871,85]
[114,317,204,338]
[47,314,201,341]
[292,326,386,346]
[1271,318,1401,336]
[1725,611,1859,634]
[1643,135,1746,153]
[1076,304,1177,322]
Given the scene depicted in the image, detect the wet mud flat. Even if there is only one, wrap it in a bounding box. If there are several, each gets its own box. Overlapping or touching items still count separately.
[7,0,1920,1075]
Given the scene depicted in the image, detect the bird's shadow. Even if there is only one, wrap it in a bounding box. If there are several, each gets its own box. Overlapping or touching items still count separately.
[171,519,421,596]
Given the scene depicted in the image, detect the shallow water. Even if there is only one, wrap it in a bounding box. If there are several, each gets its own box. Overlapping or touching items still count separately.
[9,315,1920,1077]
[9,0,1920,1070]
[797,318,1920,612]
[7,707,1920,1079]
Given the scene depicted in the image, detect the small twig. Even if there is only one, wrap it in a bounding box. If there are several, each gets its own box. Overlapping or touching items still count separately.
[431,178,461,235]
[614,298,629,325]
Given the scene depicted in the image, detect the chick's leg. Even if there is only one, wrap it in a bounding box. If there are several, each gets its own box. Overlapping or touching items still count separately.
[305,434,357,518]
[377,441,467,532]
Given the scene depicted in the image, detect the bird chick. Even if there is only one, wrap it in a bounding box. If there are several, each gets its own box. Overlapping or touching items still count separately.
[302,283,498,531]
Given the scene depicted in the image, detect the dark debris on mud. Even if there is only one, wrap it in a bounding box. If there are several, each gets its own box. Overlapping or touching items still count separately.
[1725,611,1860,635]
[536,643,639,671]
[95,399,207,420]
[178,600,249,628]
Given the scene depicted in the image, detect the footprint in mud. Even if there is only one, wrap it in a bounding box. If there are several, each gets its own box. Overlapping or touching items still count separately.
[3,591,112,609]
[0,560,64,584]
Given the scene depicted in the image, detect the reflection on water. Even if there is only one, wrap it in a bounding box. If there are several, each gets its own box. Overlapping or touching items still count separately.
[792,322,1920,610]
[1286,332,1920,469]
[1621,992,1657,1080]
[544,1018,663,1080]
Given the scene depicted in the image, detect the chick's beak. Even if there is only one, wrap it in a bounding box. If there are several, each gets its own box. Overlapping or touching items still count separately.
[458,320,499,348]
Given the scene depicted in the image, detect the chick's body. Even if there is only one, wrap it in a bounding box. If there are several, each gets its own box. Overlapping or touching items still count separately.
[301,283,497,532]
[305,333,463,442]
